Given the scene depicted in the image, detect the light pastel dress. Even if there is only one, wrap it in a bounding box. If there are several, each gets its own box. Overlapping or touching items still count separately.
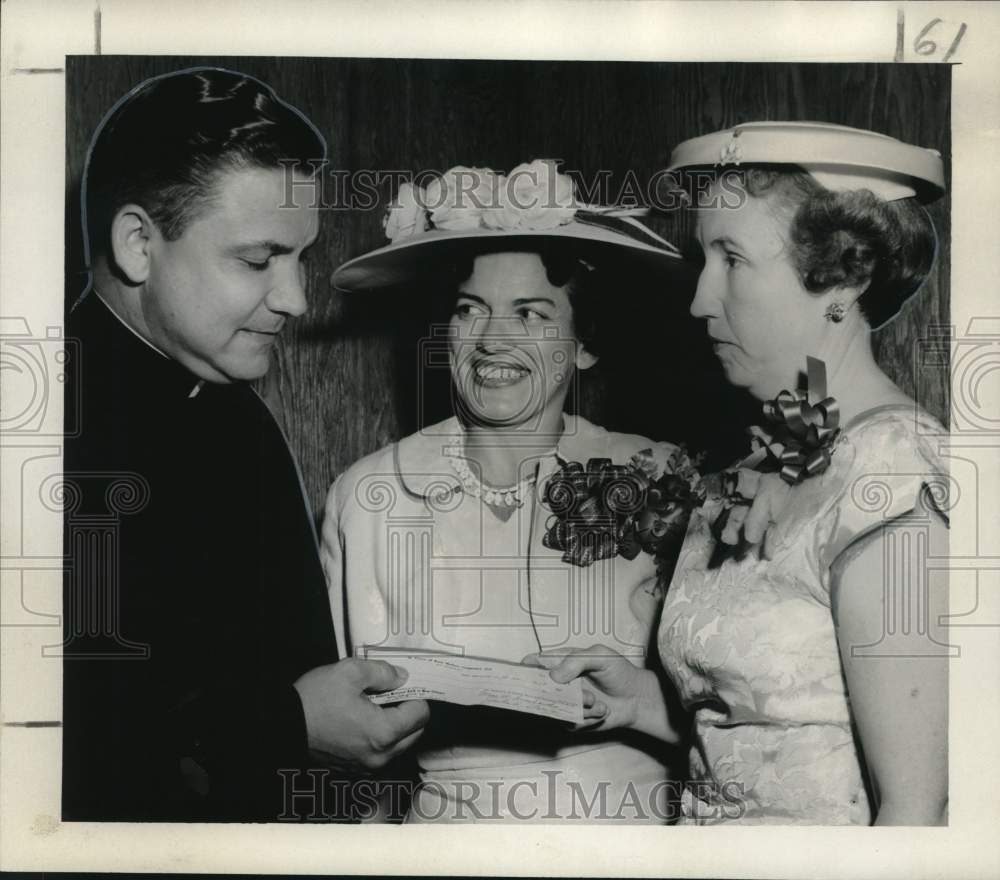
[658,406,949,825]
[322,414,678,823]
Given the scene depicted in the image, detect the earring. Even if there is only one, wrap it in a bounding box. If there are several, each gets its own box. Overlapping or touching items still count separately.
[824,301,847,323]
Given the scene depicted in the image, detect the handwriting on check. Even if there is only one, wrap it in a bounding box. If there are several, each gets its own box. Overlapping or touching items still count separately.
[367,654,584,725]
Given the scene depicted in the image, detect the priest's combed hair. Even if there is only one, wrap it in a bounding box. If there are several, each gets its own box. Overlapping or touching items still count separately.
[83,67,326,262]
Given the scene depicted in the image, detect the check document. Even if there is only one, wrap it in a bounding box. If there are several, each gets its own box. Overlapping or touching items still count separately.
[363,652,584,725]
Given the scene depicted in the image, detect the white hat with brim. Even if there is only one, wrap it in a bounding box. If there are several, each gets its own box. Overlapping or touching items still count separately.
[332,216,693,293]
[664,121,945,203]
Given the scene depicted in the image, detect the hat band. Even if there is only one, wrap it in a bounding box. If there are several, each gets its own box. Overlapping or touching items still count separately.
[803,166,917,202]
[574,210,681,255]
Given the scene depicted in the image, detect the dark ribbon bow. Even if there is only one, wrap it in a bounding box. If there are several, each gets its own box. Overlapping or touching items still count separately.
[542,457,645,566]
[744,357,841,485]
[542,455,698,568]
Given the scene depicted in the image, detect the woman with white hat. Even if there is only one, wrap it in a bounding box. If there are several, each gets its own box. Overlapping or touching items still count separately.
[321,160,701,823]
[539,124,950,825]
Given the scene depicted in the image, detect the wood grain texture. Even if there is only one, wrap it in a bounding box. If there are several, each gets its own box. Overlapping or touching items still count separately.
[66,58,951,519]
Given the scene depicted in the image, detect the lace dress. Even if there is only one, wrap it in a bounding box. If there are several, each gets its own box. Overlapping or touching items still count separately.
[658,406,948,825]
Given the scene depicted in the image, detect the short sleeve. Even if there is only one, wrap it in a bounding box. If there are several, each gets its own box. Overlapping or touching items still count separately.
[817,413,949,581]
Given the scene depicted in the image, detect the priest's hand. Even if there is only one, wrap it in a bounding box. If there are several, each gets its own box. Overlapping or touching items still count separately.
[294,659,429,774]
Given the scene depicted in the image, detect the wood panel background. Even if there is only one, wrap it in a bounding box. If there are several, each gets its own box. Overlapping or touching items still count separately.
[66,58,951,520]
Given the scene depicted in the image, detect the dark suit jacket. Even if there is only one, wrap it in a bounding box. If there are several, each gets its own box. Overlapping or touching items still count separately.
[62,292,341,821]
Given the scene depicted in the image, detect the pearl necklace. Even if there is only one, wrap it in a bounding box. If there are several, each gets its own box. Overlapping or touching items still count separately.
[444,434,553,508]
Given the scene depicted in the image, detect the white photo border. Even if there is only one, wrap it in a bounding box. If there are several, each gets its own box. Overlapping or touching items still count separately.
[2,1,998,876]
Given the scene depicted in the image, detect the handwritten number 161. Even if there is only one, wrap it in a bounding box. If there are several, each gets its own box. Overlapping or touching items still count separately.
[913,18,968,63]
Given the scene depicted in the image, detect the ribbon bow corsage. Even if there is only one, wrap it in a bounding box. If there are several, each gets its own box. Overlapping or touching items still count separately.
[742,356,841,485]
[708,356,842,551]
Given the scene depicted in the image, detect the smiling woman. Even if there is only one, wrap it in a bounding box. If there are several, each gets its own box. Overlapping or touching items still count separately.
[319,161,696,823]
[448,248,599,433]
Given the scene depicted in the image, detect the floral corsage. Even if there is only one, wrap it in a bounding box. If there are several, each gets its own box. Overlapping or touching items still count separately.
[541,443,705,580]
[542,358,842,573]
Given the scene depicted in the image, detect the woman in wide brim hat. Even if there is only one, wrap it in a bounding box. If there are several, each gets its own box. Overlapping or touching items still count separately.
[322,160,697,823]
[540,124,951,825]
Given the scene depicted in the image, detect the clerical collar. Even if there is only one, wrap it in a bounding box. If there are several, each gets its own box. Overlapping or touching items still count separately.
[93,290,170,358]
[92,290,205,399]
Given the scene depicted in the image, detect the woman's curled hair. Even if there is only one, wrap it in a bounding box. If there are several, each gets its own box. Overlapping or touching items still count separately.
[739,166,937,328]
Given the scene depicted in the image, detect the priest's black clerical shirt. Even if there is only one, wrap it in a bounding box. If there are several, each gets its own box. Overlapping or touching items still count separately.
[62,292,339,821]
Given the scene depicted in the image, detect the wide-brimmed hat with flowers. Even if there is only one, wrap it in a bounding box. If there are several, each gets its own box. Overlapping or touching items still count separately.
[332,159,690,292]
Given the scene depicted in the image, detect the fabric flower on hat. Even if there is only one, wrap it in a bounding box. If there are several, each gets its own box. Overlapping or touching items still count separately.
[381,160,582,242]
[492,159,577,231]
[383,182,430,243]
[423,165,500,231]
